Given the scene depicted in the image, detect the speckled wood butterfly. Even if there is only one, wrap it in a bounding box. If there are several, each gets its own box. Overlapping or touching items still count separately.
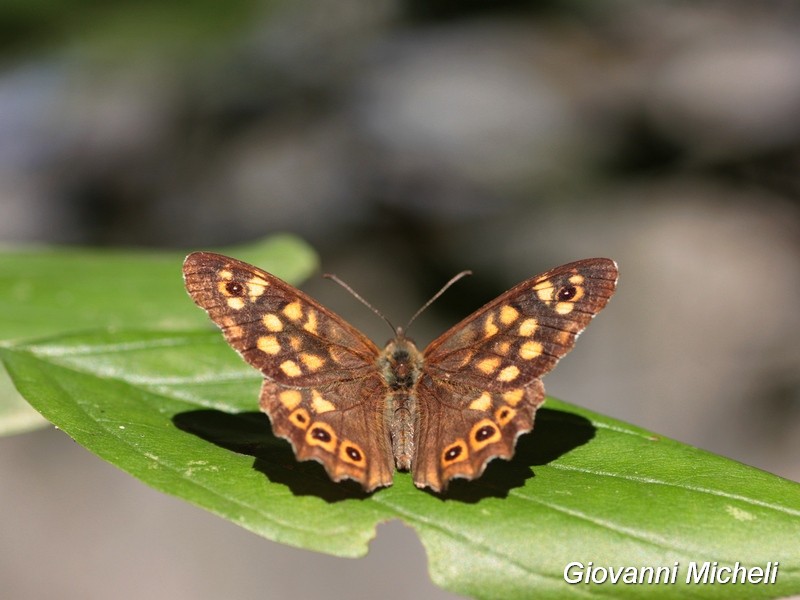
[183,253,617,492]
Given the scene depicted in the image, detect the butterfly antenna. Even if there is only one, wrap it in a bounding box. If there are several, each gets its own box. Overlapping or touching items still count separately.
[323,273,397,335]
[405,270,472,331]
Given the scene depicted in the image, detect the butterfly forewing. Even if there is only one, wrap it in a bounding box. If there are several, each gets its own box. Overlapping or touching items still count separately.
[183,252,380,386]
[423,258,618,389]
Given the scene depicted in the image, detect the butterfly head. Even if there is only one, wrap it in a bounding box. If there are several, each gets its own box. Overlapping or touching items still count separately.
[379,332,423,391]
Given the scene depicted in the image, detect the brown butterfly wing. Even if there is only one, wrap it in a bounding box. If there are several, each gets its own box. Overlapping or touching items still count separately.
[183,252,394,491]
[413,258,618,491]
[259,376,394,490]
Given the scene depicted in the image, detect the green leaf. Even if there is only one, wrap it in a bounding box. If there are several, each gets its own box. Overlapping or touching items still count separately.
[2,237,799,599]
[0,234,316,436]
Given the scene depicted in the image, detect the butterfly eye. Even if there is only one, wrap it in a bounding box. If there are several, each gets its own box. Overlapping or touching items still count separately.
[225,281,245,296]
[557,285,577,301]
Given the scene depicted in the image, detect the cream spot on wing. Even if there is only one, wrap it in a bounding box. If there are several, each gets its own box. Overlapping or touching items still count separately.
[518,318,538,337]
[497,365,520,382]
[262,314,283,332]
[283,300,303,321]
[519,340,543,360]
[503,388,524,406]
[289,335,302,351]
[311,390,335,414]
[476,357,501,374]
[300,353,325,372]
[555,302,574,315]
[484,314,499,338]
[279,390,302,410]
[496,340,511,355]
[227,297,245,310]
[219,270,233,280]
[257,335,281,355]
[280,360,302,377]
[469,392,492,412]
[569,274,585,285]
[226,324,244,339]
[249,275,268,286]
[247,276,268,299]
[556,329,572,346]
[536,286,554,302]
[499,305,519,325]
[303,310,318,334]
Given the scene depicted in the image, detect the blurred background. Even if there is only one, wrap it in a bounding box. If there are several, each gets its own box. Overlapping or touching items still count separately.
[1,1,799,599]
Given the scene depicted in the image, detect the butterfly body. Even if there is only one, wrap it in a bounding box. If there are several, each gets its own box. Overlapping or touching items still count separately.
[183,252,617,493]
[378,334,421,471]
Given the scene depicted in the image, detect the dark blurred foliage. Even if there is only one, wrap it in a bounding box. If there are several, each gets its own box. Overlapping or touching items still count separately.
[0,0,258,54]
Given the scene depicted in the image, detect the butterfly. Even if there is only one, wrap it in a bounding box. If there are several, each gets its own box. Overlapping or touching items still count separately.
[183,252,617,492]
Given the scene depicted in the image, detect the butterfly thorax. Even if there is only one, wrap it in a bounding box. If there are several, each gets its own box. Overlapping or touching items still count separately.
[378,334,423,471]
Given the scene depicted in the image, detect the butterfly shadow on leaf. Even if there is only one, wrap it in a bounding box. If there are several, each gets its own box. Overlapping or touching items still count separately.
[435,407,595,503]
[172,406,595,503]
[173,409,372,502]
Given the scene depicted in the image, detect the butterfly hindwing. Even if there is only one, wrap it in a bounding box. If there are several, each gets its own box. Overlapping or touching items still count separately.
[260,376,395,491]
[412,376,545,491]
